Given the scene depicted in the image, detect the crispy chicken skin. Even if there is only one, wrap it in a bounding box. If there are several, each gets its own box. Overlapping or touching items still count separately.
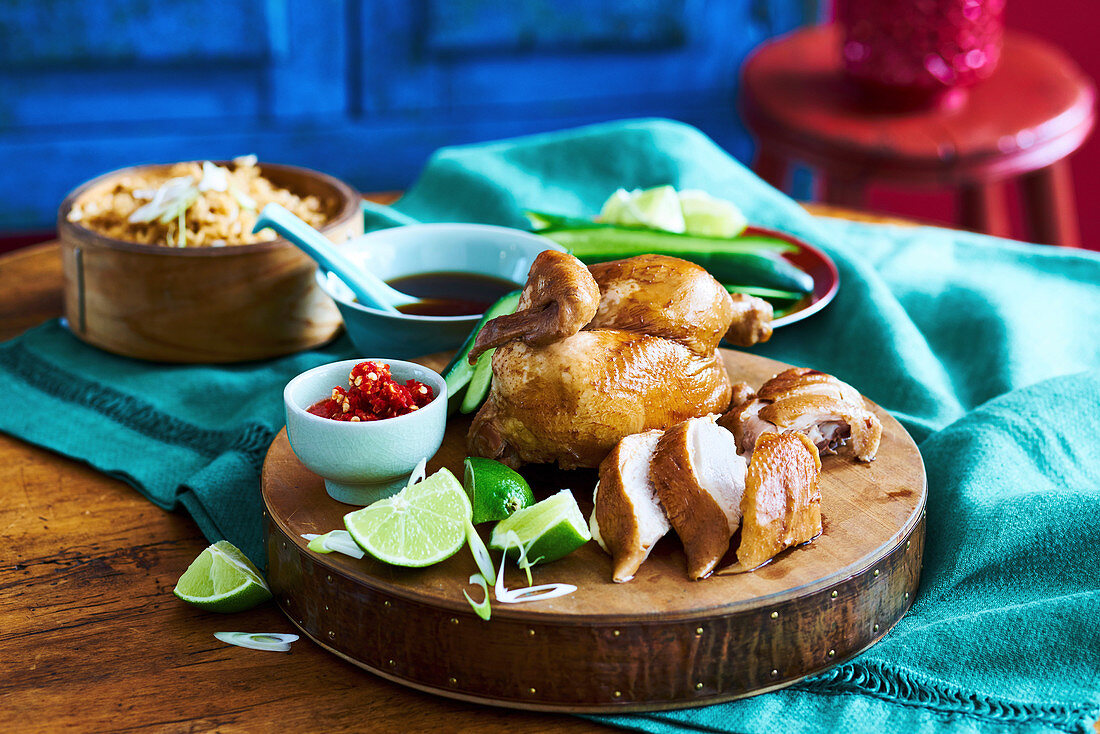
[469,331,732,468]
[586,255,735,354]
[719,367,883,462]
[720,432,822,574]
[468,253,754,469]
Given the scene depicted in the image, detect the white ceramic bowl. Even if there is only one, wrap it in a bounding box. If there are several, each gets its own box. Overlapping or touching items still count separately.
[284,359,447,505]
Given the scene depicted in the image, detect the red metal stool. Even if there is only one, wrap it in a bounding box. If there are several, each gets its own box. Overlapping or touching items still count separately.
[740,25,1096,246]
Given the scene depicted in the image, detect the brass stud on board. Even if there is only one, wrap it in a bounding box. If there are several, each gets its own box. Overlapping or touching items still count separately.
[383,600,392,608]
[770,669,778,677]
[906,539,911,550]
[613,691,622,698]
[905,592,910,600]
[285,598,291,606]
[388,659,395,667]
[830,590,838,599]
[282,541,287,549]
[613,629,621,637]
[529,687,537,694]
[449,677,457,686]
[873,569,880,578]
[828,649,836,658]
[695,627,704,635]
[327,630,335,640]
[695,682,703,690]
[770,611,779,619]
[326,574,333,583]
[527,629,535,636]
[873,624,880,633]
[450,617,459,625]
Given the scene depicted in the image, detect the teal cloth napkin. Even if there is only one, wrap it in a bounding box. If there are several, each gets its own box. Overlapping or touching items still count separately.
[2,119,1098,732]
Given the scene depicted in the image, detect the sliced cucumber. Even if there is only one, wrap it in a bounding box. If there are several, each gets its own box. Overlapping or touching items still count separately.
[441,290,521,415]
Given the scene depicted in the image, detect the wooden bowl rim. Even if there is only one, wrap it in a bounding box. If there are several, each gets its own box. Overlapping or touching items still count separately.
[56,160,361,257]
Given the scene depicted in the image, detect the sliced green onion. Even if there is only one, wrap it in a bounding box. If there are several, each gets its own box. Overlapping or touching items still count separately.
[498,530,533,587]
[177,207,187,248]
[466,521,496,585]
[462,574,492,621]
[214,632,298,652]
[302,531,364,559]
[406,457,428,489]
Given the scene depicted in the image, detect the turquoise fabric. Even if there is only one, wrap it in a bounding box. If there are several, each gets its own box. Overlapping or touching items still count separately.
[0,326,350,563]
[1,119,1098,732]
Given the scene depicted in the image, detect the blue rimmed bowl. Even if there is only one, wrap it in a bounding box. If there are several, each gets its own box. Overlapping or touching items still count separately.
[316,224,562,359]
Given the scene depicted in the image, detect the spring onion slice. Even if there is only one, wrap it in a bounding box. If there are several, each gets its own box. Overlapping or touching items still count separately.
[466,521,496,585]
[214,632,298,652]
[406,457,428,489]
[301,531,365,559]
[462,574,492,621]
[491,530,576,604]
[498,583,578,603]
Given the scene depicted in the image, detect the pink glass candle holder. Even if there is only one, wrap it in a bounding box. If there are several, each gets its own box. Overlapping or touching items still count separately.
[838,0,1005,105]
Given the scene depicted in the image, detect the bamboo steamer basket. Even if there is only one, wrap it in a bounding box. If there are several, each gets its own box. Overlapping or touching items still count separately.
[57,162,362,363]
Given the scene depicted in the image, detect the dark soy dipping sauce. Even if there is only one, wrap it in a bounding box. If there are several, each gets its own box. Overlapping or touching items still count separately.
[389,271,519,317]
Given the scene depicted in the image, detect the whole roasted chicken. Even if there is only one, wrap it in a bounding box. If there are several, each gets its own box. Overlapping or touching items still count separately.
[466,250,772,469]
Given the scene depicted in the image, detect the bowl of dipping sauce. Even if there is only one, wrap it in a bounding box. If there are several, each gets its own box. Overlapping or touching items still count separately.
[284,358,447,505]
[316,224,563,359]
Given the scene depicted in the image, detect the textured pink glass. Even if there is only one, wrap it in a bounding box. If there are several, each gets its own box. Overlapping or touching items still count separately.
[838,0,1005,101]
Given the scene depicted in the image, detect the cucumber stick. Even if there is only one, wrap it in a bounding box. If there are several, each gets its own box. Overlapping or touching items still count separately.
[441,291,521,414]
[461,351,495,414]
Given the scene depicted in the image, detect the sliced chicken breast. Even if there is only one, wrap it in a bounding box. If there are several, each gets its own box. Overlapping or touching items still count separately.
[590,430,668,583]
[720,432,822,574]
[650,416,747,580]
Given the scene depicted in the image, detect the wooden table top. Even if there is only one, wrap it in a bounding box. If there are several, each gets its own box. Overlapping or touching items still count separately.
[0,203,1007,733]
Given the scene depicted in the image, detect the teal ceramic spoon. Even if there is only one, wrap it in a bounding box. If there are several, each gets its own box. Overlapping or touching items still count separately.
[254,203,416,313]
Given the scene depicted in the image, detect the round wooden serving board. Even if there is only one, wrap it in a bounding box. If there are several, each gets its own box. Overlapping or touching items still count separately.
[262,349,926,713]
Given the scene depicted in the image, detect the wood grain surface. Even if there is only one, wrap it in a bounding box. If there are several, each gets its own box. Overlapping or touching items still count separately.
[262,351,925,711]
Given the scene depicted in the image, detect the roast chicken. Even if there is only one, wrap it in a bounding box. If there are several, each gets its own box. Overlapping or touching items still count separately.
[467,251,773,469]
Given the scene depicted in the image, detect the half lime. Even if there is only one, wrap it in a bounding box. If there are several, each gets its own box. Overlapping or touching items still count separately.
[463,457,535,525]
[345,468,472,567]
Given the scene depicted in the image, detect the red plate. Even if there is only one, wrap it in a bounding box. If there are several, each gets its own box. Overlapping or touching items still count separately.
[741,226,839,328]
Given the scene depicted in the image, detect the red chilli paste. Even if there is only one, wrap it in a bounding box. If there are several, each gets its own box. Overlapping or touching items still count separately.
[307,361,434,422]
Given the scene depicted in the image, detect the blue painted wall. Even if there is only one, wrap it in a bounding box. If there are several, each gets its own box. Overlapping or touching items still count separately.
[0,0,816,230]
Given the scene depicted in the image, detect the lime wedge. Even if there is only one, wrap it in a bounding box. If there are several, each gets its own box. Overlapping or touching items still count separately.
[489,489,591,565]
[599,186,686,233]
[173,540,273,613]
[463,457,535,524]
[344,468,472,567]
[678,189,748,238]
